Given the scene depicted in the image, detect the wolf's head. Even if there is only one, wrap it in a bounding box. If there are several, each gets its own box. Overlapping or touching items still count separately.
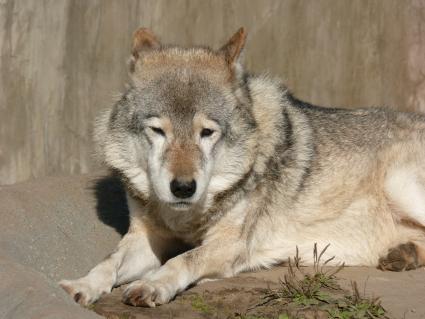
[95,28,258,212]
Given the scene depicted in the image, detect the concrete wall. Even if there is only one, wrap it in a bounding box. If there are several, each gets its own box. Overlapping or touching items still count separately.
[1,0,425,185]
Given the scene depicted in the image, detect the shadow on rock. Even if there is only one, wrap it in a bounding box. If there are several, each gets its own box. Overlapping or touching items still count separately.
[91,173,129,236]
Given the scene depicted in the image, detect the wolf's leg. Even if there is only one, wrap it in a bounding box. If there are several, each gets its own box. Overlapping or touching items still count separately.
[59,194,171,306]
[122,238,247,307]
[385,166,425,226]
[59,230,164,306]
[382,165,425,271]
[378,242,425,271]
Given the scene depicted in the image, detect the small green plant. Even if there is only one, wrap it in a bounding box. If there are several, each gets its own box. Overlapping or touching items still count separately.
[191,294,214,315]
[84,303,96,311]
[258,244,344,308]
[328,281,388,319]
[251,244,388,319]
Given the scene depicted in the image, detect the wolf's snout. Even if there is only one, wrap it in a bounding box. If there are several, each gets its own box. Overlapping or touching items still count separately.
[170,179,197,199]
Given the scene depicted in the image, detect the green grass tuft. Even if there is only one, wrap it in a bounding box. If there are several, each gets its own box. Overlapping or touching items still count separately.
[252,244,389,319]
[327,281,387,319]
[191,294,214,314]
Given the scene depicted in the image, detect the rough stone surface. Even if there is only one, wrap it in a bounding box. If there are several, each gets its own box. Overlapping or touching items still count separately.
[0,173,127,319]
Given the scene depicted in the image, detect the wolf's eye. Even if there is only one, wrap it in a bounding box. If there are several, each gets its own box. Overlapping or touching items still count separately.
[149,126,165,136]
[200,128,214,138]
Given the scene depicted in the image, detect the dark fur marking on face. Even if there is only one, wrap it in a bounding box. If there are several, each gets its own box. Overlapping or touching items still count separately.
[127,111,145,134]
[108,90,137,132]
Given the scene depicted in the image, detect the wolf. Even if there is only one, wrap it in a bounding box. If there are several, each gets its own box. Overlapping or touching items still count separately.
[60,27,425,307]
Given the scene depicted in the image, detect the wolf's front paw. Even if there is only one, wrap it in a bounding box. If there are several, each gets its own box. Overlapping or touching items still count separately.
[378,242,420,271]
[59,278,111,306]
[122,280,175,307]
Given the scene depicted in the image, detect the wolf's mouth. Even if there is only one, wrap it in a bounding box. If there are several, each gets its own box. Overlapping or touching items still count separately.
[168,201,192,210]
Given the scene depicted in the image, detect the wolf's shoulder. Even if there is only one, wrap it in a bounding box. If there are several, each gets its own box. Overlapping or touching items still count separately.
[267,79,424,126]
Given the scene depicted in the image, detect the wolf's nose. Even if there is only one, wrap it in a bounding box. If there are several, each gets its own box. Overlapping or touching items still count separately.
[170,179,196,199]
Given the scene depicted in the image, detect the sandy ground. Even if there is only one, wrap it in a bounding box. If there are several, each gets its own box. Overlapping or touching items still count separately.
[93,266,425,319]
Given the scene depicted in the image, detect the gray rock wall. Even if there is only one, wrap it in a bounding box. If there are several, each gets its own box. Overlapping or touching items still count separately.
[1,0,425,185]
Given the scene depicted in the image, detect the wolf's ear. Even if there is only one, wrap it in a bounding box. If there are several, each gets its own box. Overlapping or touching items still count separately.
[132,28,161,58]
[219,27,247,66]
[130,28,160,72]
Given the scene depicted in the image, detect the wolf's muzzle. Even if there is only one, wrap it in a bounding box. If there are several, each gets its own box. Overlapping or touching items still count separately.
[170,179,197,199]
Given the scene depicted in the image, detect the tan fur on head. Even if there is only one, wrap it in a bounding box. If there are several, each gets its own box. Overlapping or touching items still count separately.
[168,142,199,181]
[129,27,248,83]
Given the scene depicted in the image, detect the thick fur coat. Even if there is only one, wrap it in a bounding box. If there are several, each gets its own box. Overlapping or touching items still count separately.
[60,28,425,307]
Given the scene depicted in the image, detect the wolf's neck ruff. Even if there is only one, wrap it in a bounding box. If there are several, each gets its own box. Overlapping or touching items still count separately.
[106,74,315,246]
